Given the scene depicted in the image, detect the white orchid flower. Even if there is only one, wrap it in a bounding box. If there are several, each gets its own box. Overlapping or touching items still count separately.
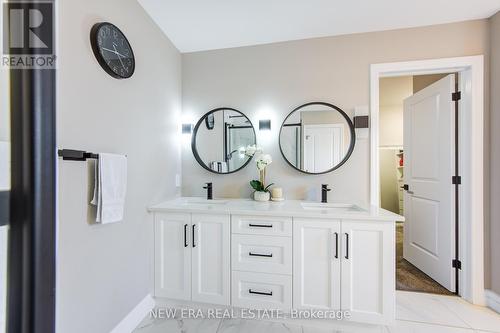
[244,144,262,157]
[255,154,272,170]
[261,154,272,165]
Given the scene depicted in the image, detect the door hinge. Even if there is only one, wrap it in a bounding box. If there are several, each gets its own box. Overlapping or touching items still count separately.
[452,91,462,101]
[452,176,462,185]
[452,259,462,270]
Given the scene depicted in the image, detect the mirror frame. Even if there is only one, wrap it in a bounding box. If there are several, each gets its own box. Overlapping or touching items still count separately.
[191,107,257,175]
[278,102,356,175]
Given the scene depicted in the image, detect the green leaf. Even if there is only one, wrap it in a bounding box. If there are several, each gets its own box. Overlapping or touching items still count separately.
[250,180,264,191]
[264,183,275,192]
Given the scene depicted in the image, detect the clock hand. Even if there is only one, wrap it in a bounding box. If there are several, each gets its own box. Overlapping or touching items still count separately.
[112,44,126,71]
[102,46,127,59]
[112,42,128,58]
[101,47,120,55]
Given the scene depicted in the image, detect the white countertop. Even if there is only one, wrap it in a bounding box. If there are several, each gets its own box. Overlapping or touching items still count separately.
[148,197,404,222]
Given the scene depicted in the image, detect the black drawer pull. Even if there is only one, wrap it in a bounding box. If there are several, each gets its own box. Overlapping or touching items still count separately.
[192,224,196,248]
[248,252,273,258]
[334,232,339,259]
[184,224,188,247]
[248,289,273,296]
[345,233,349,259]
[248,223,273,228]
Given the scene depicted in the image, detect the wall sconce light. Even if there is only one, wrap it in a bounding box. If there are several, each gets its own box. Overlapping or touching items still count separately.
[259,119,271,131]
[353,116,369,128]
[182,123,193,134]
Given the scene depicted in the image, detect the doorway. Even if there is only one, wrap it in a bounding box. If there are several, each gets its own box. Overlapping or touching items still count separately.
[370,56,485,305]
[379,74,457,295]
[303,124,344,172]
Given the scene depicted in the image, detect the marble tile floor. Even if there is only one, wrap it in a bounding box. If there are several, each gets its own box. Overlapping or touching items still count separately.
[133,291,500,333]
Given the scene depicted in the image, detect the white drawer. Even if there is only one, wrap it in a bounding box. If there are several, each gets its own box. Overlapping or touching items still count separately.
[231,271,292,310]
[231,215,292,236]
[232,234,292,275]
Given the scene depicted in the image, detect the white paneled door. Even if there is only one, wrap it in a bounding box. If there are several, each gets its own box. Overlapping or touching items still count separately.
[191,213,230,305]
[293,219,341,310]
[154,213,192,300]
[303,124,344,173]
[403,74,455,292]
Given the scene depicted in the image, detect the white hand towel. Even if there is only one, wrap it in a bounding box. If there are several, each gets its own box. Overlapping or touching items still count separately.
[90,153,127,224]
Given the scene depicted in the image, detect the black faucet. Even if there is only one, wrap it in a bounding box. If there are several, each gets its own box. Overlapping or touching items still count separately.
[321,184,331,203]
[203,182,213,200]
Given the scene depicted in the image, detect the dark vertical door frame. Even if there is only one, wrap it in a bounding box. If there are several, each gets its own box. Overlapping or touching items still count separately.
[453,76,460,295]
[7,57,57,333]
[0,191,8,226]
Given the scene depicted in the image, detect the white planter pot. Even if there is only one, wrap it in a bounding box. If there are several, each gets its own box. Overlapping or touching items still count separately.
[253,191,270,202]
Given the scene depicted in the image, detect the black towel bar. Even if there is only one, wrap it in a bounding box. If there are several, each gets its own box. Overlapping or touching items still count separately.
[57,149,98,161]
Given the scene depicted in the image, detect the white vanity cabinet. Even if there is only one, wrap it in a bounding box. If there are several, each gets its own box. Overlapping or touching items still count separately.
[231,215,293,310]
[293,219,341,310]
[154,212,230,305]
[154,213,191,300]
[341,220,394,324]
[150,198,401,325]
[293,218,395,324]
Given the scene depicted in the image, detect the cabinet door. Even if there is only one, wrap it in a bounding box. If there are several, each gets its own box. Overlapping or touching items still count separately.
[293,218,341,309]
[191,213,230,305]
[341,220,395,324]
[154,213,191,300]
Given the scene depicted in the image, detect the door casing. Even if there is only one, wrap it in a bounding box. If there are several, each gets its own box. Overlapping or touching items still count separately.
[369,56,484,305]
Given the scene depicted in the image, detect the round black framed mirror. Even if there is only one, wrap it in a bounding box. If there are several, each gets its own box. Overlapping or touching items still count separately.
[192,108,257,174]
[279,102,356,174]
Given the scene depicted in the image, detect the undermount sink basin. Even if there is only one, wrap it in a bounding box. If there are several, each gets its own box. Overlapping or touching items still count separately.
[182,198,228,205]
[301,202,363,212]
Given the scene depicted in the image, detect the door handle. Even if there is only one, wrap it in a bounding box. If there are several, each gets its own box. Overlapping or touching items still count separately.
[334,232,339,259]
[248,289,273,296]
[345,233,349,259]
[402,184,414,195]
[248,252,273,258]
[192,224,196,248]
[184,224,188,247]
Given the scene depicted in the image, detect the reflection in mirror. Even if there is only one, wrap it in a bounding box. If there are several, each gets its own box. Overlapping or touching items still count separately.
[279,102,355,174]
[192,108,256,174]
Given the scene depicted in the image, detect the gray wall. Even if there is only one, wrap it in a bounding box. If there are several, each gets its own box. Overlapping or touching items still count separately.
[489,11,500,295]
[182,20,489,205]
[413,74,448,93]
[380,149,399,214]
[56,0,181,332]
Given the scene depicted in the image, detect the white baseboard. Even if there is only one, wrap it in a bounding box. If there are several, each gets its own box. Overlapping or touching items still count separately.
[485,289,500,314]
[110,294,155,333]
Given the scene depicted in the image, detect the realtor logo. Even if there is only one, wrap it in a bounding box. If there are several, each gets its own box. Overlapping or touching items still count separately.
[2,0,56,68]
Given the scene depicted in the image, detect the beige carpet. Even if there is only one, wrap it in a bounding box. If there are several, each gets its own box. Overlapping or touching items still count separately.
[396,223,454,295]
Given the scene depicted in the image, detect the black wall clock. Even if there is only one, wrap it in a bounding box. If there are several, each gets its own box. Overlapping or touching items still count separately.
[90,22,135,79]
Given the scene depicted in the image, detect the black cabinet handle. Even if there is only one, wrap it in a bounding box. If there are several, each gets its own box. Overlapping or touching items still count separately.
[345,233,349,259]
[248,289,273,296]
[248,252,273,258]
[184,224,188,247]
[334,232,339,259]
[248,223,273,228]
[192,224,196,248]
